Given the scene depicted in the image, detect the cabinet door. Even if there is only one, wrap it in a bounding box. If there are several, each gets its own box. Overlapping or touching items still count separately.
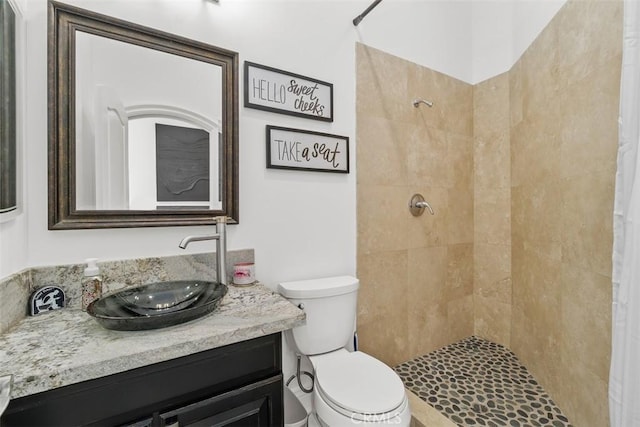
[159,375,283,427]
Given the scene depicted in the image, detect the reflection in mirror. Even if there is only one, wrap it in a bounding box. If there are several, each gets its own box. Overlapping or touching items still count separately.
[0,0,17,219]
[75,31,222,212]
[48,1,238,229]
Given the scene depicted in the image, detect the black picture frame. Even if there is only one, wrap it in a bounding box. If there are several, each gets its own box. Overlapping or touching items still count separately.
[245,61,333,122]
[0,0,17,215]
[266,125,349,174]
[48,1,239,229]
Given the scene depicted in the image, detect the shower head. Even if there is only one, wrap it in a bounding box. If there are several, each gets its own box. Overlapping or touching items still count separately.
[413,98,434,108]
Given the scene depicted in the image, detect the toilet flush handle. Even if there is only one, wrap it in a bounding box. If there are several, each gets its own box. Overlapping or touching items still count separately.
[297,303,305,310]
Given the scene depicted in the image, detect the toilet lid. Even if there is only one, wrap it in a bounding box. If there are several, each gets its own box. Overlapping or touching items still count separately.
[314,351,405,415]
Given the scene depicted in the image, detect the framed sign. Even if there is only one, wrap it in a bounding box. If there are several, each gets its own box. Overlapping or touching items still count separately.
[245,61,333,122]
[266,126,349,173]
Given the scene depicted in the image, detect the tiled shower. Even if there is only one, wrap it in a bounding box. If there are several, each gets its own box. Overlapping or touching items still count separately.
[356,1,621,426]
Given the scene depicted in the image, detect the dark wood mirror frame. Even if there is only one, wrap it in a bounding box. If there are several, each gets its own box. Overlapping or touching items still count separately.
[48,0,239,230]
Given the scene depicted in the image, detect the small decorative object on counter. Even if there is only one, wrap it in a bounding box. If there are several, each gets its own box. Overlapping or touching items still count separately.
[30,286,65,315]
[82,258,103,311]
[233,262,256,286]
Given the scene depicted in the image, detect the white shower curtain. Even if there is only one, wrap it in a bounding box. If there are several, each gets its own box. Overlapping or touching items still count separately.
[610,1,640,425]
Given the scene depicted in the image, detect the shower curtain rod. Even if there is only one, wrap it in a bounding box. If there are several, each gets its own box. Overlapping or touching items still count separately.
[353,0,383,26]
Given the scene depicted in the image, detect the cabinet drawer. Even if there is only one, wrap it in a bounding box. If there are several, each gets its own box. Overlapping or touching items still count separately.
[158,375,283,427]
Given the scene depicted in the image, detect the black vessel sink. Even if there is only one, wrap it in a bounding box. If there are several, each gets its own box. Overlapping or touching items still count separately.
[87,280,228,331]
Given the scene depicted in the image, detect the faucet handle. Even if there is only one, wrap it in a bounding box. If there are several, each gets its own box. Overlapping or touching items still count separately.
[409,193,435,216]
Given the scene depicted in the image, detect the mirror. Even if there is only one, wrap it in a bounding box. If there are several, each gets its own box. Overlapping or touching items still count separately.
[1,0,17,220]
[48,0,239,229]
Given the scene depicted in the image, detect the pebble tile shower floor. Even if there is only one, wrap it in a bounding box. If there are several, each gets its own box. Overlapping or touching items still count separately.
[394,337,573,427]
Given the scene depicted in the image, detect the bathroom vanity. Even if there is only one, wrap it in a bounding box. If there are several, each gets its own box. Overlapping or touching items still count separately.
[0,283,305,426]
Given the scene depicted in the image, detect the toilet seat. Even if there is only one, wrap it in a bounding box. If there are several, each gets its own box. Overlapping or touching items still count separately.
[310,351,406,418]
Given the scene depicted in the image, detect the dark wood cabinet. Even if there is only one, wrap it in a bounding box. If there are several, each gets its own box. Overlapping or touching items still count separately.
[2,334,284,427]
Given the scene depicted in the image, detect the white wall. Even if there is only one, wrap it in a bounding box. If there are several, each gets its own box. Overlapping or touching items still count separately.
[350,0,565,84]
[472,0,566,84]
[472,0,515,84]
[354,0,474,82]
[0,216,28,277]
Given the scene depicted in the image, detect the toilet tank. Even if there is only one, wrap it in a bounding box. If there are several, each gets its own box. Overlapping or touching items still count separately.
[278,276,359,355]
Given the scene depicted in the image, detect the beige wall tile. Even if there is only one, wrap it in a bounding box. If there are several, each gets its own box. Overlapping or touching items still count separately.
[408,246,449,311]
[407,125,451,188]
[446,243,474,301]
[408,301,450,358]
[448,133,474,190]
[473,72,510,140]
[359,315,410,367]
[357,249,410,366]
[408,246,450,357]
[511,309,563,395]
[557,0,622,86]
[558,62,621,179]
[511,182,563,262]
[448,186,474,244]
[509,61,523,128]
[357,250,408,326]
[447,294,474,343]
[474,133,510,190]
[519,19,561,120]
[407,126,473,190]
[510,117,563,188]
[560,171,615,277]
[356,43,410,123]
[475,188,511,246]
[553,356,610,427]
[560,263,612,383]
[511,237,562,317]
[474,243,511,304]
[474,298,511,347]
[357,185,409,255]
[356,116,409,186]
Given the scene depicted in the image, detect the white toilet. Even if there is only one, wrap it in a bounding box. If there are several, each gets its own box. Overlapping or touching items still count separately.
[278,276,411,427]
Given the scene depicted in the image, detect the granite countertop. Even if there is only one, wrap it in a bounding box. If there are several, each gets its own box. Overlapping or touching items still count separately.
[0,283,305,399]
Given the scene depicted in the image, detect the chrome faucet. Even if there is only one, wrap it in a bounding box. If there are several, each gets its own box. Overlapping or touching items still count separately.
[179,216,228,285]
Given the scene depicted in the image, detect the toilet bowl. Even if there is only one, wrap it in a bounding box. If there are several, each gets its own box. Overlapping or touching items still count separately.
[278,276,411,427]
[309,349,410,427]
